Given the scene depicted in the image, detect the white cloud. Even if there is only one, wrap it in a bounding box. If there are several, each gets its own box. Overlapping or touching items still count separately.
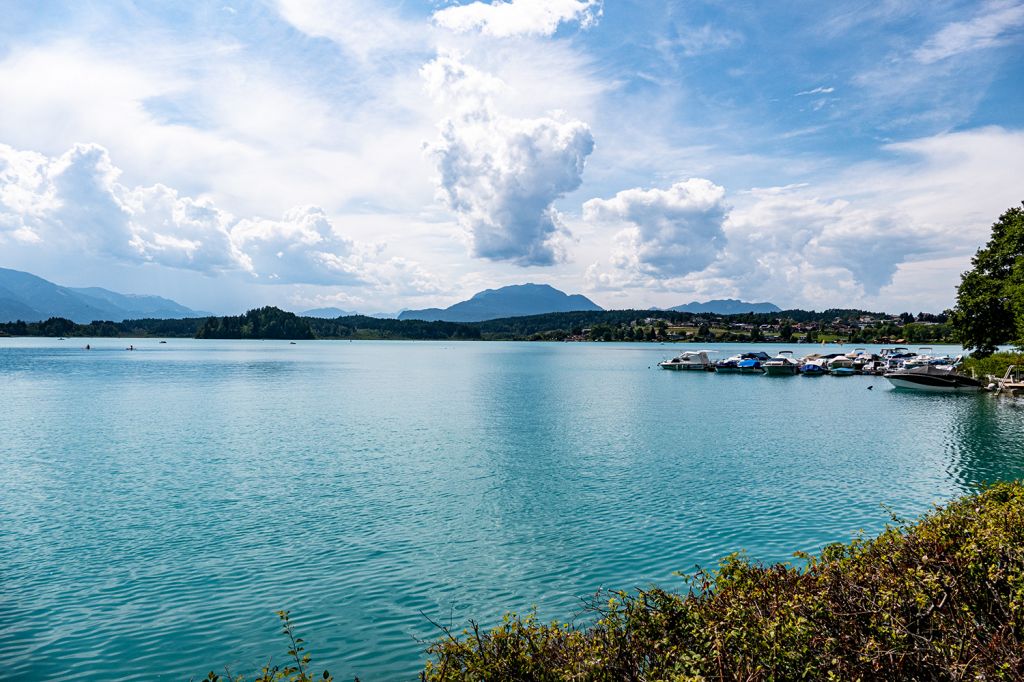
[275,0,429,58]
[434,0,601,38]
[0,146,51,244]
[658,23,743,58]
[717,188,932,301]
[583,179,728,280]
[0,40,442,224]
[423,54,595,266]
[795,86,835,96]
[0,142,243,272]
[583,181,936,306]
[0,142,447,290]
[231,206,363,284]
[914,1,1024,64]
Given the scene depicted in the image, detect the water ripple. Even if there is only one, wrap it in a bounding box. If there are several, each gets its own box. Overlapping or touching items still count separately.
[2,339,1021,680]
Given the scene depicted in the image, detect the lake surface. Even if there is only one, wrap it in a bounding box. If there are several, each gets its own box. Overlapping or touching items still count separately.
[2,338,1023,680]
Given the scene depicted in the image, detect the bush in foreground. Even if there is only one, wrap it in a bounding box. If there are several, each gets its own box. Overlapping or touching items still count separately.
[423,482,1024,680]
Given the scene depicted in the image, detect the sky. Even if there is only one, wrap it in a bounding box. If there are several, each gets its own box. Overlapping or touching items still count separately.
[0,0,1022,315]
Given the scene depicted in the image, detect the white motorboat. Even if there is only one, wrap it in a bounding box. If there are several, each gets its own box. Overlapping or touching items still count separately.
[658,350,715,371]
[764,351,799,375]
[885,361,982,393]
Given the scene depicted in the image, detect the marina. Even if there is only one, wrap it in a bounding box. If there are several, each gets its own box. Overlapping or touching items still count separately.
[659,345,992,393]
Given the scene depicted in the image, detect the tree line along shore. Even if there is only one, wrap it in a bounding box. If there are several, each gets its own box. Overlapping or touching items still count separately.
[0,305,958,345]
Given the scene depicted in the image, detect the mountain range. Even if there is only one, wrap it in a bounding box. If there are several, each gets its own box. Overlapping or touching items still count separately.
[1,266,782,325]
[301,307,396,319]
[398,283,603,322]
[665,299,781,314]
[0,267,208,323]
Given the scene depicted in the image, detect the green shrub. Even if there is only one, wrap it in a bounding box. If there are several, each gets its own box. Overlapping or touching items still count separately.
[961,352,1024,380]
[423,482,1024,680]
[202,611,334,682]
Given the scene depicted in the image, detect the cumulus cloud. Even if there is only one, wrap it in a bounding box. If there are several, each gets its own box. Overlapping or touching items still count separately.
[0,142,442,290]
[583,180,938,306]
[1,142,238,269]
[116,182,240,272]
[0,146,51,244]
[232,206,367,285]
[583,179,728,280]
[717,188,932,300]
[423,54,594,266]
[433,0,601,38]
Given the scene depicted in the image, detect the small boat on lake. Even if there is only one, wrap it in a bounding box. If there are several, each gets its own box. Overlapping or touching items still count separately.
[798,360,827,376]
[714,355,743,372]
[737,357,766,374]
[885,362,982,393]
[716,351,770,373]
[764,351,799,375]
[860,359,888,375]
[658,350,715,371]
[828,356,856,375]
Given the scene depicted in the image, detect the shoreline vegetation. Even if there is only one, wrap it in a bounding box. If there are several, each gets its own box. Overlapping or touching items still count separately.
[962,352,1024,381]
[205,483,1024,681]
[0,305,958,345]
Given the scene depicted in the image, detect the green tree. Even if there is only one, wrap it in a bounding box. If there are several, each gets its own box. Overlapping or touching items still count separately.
[952,203,1024,356]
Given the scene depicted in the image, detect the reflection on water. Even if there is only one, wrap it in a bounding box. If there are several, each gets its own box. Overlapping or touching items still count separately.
[944,395,1024,487]
[1,339,1022,681]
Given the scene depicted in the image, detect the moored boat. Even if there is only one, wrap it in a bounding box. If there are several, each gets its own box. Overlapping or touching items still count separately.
[737,357,765,374]
[764,351,799,375]
[828,356,856,375]
[658,350,715,371]
[798,361,827,376]
[884,364,982,393]
[715,351,770,373]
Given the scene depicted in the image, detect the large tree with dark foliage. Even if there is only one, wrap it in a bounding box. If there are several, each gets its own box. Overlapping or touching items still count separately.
[196,307,315,340]
[952,203,1024,356]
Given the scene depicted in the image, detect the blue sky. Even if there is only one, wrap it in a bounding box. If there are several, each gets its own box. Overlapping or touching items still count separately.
[1,1,1022,314]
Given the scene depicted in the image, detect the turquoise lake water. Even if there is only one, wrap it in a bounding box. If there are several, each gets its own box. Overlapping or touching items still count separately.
[2,338,1023,680]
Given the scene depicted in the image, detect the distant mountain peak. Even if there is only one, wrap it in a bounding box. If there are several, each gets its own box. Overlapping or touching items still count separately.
[667,299,781,315]
[399,283,603,322]
[0,266,206,323]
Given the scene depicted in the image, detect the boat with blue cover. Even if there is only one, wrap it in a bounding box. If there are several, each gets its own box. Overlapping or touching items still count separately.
[799,360,827,376]
[716,351,770,373]
[737,357,765,374]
